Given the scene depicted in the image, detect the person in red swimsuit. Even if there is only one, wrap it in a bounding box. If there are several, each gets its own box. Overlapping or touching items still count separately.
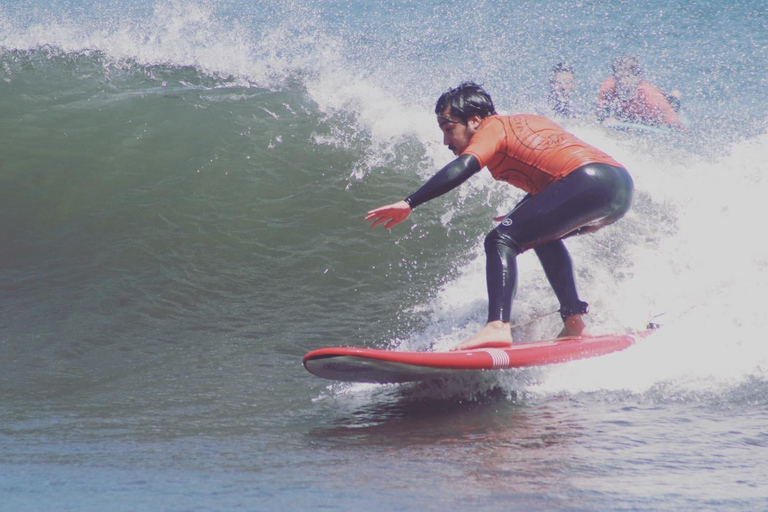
[596,55,685,130]
[366,82,634,350]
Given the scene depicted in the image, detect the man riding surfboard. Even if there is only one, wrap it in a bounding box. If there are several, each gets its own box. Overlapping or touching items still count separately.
[366,82,634,351]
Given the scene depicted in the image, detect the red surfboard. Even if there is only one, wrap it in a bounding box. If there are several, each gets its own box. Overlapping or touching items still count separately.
[303,331,654,383]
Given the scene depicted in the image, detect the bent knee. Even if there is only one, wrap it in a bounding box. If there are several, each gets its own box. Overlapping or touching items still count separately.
[485,229,523,255]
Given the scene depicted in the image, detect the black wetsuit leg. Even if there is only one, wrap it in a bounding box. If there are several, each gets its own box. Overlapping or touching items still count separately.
[534,240,581,316]
[484,164,633,323]
[484,231,520,323]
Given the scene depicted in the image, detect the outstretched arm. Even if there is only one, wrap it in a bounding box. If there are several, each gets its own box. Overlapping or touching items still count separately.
[366,154,481,229]
[365,200,412,229]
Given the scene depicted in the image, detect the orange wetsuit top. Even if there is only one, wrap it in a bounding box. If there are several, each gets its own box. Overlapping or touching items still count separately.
[596,78,685,130]
[461,114,624,195]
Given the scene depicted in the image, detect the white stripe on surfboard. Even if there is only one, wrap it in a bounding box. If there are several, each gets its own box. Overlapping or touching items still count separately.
[479,349,510,369]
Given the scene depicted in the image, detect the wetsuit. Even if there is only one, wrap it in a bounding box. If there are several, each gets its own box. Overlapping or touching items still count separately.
[405,114,634,323]
[596,78,685,130]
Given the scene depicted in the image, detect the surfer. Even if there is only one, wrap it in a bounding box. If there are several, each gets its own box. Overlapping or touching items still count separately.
[366,82,634,351]
[596,55,686,130]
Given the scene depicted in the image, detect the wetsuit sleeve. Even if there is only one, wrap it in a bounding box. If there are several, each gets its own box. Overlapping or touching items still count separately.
[404,154,481,209]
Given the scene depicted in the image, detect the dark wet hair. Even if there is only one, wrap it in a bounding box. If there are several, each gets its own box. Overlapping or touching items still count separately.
[434,82,497,123]
[552,62,574,74]
[612,55,643,77]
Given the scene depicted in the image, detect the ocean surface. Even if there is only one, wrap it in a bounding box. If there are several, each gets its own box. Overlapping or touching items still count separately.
[2,1,767,510]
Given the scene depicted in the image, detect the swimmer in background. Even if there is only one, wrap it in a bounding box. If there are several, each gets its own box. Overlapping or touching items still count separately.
[596,55,686,131]
[542,62,586,119]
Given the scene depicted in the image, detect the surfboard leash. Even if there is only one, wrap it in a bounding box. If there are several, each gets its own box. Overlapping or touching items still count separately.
[509,309,560,329]
[646,302,699,330]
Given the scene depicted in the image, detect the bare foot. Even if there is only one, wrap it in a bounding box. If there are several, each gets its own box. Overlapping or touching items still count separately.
[451,321,513,351]
[558,314,592,338]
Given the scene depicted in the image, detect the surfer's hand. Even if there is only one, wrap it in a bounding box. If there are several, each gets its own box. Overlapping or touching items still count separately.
[493,215,506,223]
[366,201,411,229]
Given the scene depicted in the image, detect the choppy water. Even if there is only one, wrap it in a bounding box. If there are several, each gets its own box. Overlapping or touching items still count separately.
[1,1,767,510]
